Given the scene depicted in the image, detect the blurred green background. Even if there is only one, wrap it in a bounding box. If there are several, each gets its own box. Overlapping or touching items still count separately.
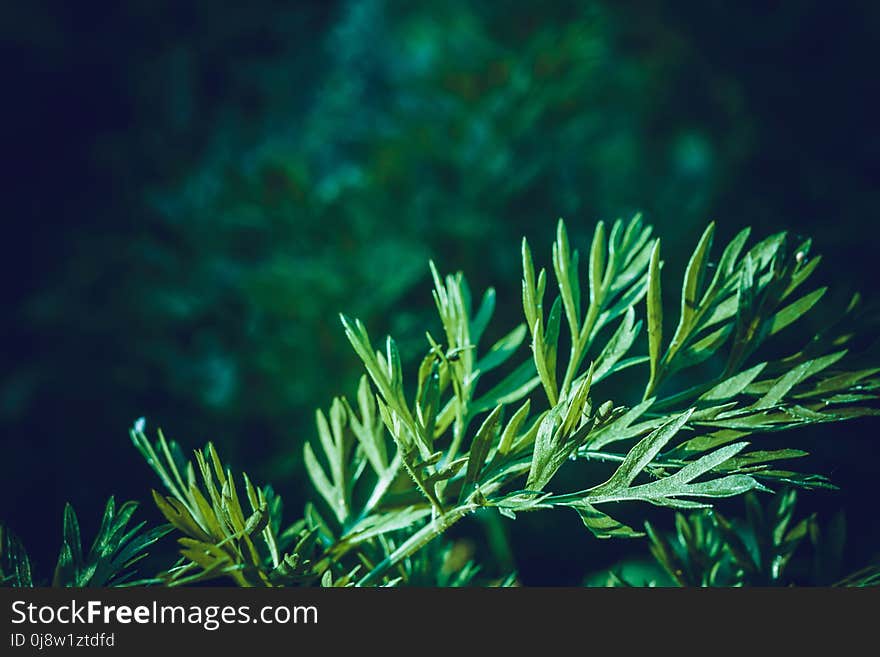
[2,0,878,584]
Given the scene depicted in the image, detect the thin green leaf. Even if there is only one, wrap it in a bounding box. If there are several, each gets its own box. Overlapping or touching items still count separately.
[462,405,503,496]
[591,409,694,494]
[475,324,527,374]
[766,287,826,336]
[699,363,768,403]
[645,240,663,397]
[573,502,644,539]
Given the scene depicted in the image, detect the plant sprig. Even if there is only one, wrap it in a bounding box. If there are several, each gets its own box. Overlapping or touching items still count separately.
[6,214,864,589]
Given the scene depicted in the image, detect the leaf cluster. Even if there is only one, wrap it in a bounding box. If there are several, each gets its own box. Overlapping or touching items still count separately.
[1,497,169,587]
[4,215,877,587]
[602,489,879,588]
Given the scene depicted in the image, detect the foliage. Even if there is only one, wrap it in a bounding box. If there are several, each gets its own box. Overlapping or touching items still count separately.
[323,216,877,583]
[3,215,878,586]
[0,527,32,588]
[1,498,169,587]
[595,489,880,588]
[15,215,878,587]
[5,0,880,589]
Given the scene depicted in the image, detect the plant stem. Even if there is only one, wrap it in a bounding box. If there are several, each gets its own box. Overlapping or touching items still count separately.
[357,503,477,586]
[560,297,603,399]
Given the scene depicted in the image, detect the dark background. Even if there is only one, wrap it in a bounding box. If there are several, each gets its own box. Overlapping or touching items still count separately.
[1,0,878,585]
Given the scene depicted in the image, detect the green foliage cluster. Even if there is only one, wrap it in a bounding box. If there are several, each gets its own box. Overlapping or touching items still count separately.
[1,499,169,588]
[595,489,879,588]
[3,217,877,587]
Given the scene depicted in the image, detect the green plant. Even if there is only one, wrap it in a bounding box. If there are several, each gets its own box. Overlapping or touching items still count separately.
[3,215,878,586]
[1,498,170,587]
[594,489,880,587]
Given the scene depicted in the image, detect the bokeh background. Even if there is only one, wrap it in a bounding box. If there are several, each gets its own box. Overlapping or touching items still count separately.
[2,0,878,584]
